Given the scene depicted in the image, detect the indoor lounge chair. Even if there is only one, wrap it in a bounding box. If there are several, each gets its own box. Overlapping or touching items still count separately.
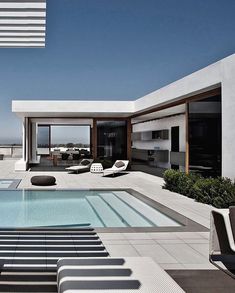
[66,159,93,174]
[209,207,235,278]
[103,160,129,176]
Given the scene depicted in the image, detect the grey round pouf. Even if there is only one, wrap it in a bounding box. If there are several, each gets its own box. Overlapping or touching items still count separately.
[31,175,56,186]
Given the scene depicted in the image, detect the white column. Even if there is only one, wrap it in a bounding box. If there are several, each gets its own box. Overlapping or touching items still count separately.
[31,122,38,163]
[15,117,28,171]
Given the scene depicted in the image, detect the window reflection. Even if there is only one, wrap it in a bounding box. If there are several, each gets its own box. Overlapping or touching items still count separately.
[97,121,127,161]
[189,95,221,176]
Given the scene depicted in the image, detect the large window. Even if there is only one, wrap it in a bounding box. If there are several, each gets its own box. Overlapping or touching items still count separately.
[51,126,90,150]
[189,94,221,176]
[97,120,127,161]
[37,125,90,156]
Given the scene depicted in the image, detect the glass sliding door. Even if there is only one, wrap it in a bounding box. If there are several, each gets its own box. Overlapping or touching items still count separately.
[97,120,127,161]
[51,125,90,151]
[37,125,50,155]
[188,94,221,176]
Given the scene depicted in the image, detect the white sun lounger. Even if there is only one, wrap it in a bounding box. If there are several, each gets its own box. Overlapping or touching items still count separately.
[66,159,93,173]
[57,257,185,293]
[103,160,129,176]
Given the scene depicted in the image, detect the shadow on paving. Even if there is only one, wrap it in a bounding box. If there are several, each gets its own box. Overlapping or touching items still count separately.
[167,269,235,293]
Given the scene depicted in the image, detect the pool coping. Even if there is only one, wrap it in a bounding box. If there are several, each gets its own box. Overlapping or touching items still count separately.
[0,179,21,189]
[0,187,209,233]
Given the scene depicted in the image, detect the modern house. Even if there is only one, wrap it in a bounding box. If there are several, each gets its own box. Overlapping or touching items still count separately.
[12,53,235,179]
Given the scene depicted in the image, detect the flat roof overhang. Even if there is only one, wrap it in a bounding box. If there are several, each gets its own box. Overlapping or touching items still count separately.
[12,100,135,118]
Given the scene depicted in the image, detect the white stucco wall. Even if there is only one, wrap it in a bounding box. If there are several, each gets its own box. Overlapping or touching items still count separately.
[134,60,222,114]
[132,114,185,168]
[0,146,22,158]
[220,54,235,179]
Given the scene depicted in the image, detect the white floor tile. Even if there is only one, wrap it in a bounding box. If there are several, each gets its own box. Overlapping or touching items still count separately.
[105,244,139,257]
[161,243,208,264]
[133,244,178,264]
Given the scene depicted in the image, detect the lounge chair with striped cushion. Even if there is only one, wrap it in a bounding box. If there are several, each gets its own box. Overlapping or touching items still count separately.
[66,159,93,173]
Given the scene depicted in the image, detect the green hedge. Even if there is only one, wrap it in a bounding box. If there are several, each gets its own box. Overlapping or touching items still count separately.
[163,169,235,208]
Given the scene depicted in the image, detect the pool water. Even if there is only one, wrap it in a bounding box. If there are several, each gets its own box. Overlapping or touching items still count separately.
[0,180,14,188]
[0,190,181,228]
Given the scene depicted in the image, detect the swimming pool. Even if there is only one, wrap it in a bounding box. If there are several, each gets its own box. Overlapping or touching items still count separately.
[0,179,21,189]
[0,189,182,228]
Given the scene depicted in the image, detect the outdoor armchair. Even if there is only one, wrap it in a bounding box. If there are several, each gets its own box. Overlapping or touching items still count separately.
[209,207,235,278]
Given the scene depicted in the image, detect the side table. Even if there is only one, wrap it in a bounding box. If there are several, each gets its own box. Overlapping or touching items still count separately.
[90,163,103,173]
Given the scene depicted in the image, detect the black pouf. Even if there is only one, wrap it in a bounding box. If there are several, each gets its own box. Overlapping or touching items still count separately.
[31,175,56,186]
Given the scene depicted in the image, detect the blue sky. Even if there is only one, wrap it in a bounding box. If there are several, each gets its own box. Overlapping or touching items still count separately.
[0,0,235,143]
